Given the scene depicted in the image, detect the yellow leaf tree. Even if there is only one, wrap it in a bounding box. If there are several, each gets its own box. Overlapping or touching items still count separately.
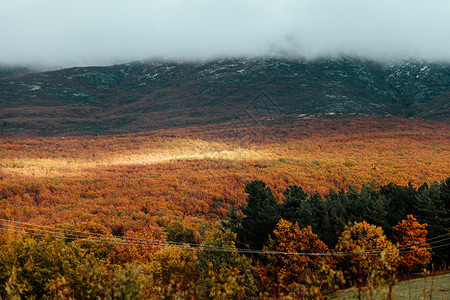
[336,221,398,287]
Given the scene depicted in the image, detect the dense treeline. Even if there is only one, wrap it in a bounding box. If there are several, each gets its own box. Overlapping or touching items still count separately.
[224,178,449,268]
[0,178,448,298]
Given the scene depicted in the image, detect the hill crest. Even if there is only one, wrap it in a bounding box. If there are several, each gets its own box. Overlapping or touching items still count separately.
[1,57,449,135]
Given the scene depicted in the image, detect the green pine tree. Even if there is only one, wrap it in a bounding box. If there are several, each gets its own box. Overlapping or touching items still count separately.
[238,180,280,250]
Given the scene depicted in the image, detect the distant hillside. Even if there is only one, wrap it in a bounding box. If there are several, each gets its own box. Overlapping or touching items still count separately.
[0,57,449,135]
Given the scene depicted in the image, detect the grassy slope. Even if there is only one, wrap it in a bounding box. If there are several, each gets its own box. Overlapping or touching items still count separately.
[338,272,450,299]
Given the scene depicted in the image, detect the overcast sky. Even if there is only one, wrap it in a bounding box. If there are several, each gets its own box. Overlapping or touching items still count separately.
[1,0,450,68]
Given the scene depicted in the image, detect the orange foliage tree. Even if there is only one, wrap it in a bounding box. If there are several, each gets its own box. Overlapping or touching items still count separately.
[392,215,431,273]
[261,219,341,298]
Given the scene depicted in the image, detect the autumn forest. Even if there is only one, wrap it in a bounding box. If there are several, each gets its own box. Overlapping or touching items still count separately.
[0,115,448,298]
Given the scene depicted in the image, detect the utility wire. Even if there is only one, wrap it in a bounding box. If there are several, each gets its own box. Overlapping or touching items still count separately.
[1,219,447,255]
[0,218,196,247]
[2,218,448,252]
[0,226,352,256]
[0,218,248,252]
[1,219,447,257]
[4,218,449,253]
[2,226,449,257]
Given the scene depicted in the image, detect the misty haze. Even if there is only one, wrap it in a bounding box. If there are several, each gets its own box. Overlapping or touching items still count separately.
[1,0,450,68]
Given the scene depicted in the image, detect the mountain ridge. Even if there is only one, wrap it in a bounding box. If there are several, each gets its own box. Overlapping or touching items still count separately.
[1,57,449,136]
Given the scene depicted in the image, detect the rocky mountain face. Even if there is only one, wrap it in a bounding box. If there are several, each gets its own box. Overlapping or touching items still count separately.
[0,57,449,135]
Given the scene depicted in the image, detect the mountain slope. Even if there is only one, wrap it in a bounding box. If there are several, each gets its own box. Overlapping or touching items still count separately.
[0,66,37,80]
[0,57,449,135]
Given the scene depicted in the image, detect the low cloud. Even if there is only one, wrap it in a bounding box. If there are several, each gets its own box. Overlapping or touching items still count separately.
[1,0,450,68]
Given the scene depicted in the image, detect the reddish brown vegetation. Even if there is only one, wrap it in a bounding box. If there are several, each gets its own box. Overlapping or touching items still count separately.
[393,215,432,273]
[0,116,448,233]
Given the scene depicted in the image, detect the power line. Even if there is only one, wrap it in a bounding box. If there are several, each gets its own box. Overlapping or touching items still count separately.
[2,218,448,251]
[3,225,449,257]
[0,218,239,250]
[0,219,244,252]
[1,219,447,257]
[0,218,192,247]
[0,219,353,255]
[1,219,446,255]
[1,224,345,256]
[358,236,449,255]
[0,227,194,251]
